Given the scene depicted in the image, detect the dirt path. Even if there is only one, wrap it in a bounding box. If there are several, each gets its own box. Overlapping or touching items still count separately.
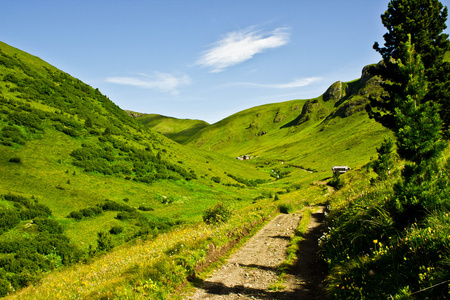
[186,206,327,300]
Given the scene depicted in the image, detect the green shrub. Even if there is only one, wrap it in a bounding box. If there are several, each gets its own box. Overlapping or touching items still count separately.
[8,157,21,163]
[68,211,83,220]
[203,202,233,225]
[97,231,113,252]
[211,176,221,184]
[278,204,292,214]
[0,125,26,146]
[0,278,12,297]
[328,172,344,190]
[138,205,154,211]
[116,211,134,220]
[33,218,63,234]
[100,200,135,212]
[0,210,20,233]
[109,225,124,235]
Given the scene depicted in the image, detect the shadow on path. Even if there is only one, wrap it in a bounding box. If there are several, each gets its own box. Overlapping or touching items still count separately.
[288,209,328,300]
[200,280,309,299]
[190,208,328,299]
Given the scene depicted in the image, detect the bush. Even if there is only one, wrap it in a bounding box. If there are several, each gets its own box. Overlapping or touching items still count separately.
[138,205,154,212]
[100,200,135,212]
[278,204,292,214]
[203,202,233,225]
[0,210,20,232]
[116,211,134,220]
[33,218,63,234]
[328,172,344,190]
[0,278,11,297]
[97,231,113,252]
[211,176,221,184]
[8,157,21,163]
[0,125,26,146]
[68,211,83,220]
[109,225,124,235]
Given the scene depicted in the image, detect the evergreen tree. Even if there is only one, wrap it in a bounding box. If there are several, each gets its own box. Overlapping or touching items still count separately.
[367,0,450,133]
[372,137,396,180]
[389,37,448,226]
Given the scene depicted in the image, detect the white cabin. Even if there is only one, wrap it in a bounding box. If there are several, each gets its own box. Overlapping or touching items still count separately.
[332,166,350,174]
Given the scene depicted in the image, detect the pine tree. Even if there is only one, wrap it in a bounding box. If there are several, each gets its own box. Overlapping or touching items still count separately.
[389,37,447,226]
[367,0,450,133]
[372,137,396,180]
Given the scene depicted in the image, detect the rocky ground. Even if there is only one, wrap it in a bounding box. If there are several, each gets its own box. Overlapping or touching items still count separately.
[185,206,327,300]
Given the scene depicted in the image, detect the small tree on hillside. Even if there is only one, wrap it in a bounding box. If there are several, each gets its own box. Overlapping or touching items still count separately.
[97,231,113,252]
[372,137,397,180]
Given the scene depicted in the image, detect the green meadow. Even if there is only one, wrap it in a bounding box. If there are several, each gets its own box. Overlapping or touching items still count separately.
[0,20,448,297]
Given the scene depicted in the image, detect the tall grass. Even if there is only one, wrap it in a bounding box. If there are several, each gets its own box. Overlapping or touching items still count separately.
[320,167,450,299]
[5,198,279,300]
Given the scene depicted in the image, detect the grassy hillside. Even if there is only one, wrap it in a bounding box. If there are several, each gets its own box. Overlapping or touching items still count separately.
[126,112,209,144]
[0,41,283,296]
[184,66,390,178]
[0,40,395,299]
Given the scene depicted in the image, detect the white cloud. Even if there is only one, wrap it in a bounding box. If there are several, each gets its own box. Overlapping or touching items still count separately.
[106,72,191,95]
[197,27,290,73]
[230,77,322,89]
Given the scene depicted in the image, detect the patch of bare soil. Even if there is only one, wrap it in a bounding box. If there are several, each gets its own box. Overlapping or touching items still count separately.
[185,207,327,300]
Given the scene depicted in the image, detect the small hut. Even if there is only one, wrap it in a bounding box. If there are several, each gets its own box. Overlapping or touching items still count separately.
[332,166,350,174]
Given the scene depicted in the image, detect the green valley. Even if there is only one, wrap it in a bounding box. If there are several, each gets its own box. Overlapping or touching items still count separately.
[1,0,450,296]
[0,40,389,298]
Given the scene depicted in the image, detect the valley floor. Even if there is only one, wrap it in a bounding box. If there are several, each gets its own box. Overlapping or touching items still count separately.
[185,207,327,300]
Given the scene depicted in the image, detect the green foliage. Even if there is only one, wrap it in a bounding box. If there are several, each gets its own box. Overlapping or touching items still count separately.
[211,176,221,184]
[321,175,450,299]
[369,0,450,132]
[0,193,84,291]
[386,37,449,227]
[202,202,233,225]
[96,231,113,252]
[277,204,292,214]
[372,137,397,180]
[8,157,21,163]
[138,205,154,212]
[33,218,63,234]
[0,210,20,233]
[0,278,12,297]
[328,172,344,190]
[0,125,26,146]
[109,225,124,235]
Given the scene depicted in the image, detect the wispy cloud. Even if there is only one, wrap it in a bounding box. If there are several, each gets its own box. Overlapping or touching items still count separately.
[197,27,290,73]
[106,72,191,95]
[230,77,322,89]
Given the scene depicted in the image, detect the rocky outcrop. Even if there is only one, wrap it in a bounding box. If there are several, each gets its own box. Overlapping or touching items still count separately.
[323,81,344,102]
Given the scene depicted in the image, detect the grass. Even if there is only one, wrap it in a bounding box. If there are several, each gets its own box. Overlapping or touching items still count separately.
[5,196,281,300]
[132,113,209,144]
[0,40,399,298]
[320,164,450,299]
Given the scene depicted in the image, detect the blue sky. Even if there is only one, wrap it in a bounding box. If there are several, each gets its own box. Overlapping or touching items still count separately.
[2,0,448,123]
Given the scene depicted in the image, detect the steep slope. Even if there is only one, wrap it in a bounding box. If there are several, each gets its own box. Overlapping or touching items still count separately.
[0,41,275,294]
[184,66,390,173]
[126,112,209,143]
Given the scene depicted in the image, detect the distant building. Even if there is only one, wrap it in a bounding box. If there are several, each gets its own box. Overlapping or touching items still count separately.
[236,155,251,160]
[332,166,350,174]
